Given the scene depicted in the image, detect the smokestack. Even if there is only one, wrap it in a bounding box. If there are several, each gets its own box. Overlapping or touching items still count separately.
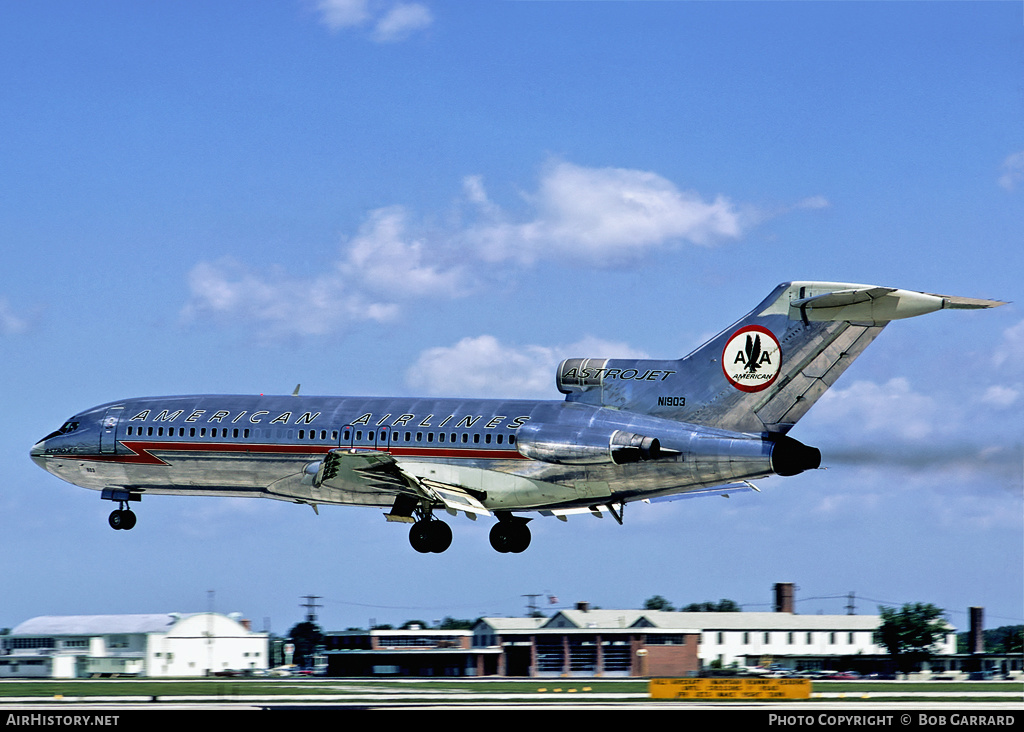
[969,607,984,654]
[576,601,590,613]
[774,583,795,613]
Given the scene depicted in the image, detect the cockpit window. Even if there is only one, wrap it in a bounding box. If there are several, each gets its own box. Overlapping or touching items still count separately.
[41,421,80,442]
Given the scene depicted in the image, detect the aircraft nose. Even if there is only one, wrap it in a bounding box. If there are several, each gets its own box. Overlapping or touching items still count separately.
[30,439,47,467]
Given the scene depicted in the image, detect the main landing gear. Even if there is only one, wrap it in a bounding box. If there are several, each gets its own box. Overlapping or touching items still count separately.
[406,510,532,554]
[409,517,453,554]
[489,515,531,554]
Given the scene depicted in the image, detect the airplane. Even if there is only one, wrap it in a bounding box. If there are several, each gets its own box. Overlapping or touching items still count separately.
[30,281,1003,554]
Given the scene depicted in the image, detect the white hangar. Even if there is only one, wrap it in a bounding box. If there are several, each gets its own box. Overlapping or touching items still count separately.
[0,612,268,678]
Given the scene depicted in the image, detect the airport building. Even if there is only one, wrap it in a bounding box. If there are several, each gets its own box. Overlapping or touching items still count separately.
[0,612,268,678]
[322,584,966,678]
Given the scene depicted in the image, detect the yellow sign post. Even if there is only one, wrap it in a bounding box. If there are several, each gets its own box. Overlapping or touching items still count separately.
[650,677,812,700]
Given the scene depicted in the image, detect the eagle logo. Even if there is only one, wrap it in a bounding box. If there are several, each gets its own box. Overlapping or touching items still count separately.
[744,333,763,373]
[722,326,782,393]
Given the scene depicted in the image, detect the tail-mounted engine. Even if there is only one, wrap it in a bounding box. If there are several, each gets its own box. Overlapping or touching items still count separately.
[516,416,821,481]
[516,423,666,466]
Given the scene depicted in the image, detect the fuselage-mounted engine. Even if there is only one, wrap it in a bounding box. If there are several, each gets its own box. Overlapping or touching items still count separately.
[516,423,667,466]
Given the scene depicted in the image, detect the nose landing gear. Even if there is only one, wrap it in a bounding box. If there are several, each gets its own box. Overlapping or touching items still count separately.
[102,489,141,531]
[108,506,137,531]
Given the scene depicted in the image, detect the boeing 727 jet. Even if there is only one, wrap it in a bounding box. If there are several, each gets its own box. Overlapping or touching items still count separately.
[30,281,1003,553]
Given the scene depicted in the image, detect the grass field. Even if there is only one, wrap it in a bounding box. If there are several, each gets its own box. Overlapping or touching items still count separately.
[0,678,1020,705]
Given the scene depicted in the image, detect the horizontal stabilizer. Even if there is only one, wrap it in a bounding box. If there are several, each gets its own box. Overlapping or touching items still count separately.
[778,284,1004,324]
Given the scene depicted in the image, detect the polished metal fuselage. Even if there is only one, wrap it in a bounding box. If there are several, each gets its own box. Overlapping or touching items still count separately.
[30,393,776,511]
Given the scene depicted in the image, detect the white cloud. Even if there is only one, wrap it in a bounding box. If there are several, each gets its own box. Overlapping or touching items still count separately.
[315,0,371,30]
[464,161,746,265]
[793,195,830,210]
[998,150,1024,191]
[180,160,820,339]
[372,3,433,42]
[811,377,942,441]
[981,384,1020,409]
[0,297,28,336]
[406,334,649,398]
[180,203,474,339]
[993,318,1024,368]
[340,206,468,297]
[180,258,399,340]
[315,0,432,42]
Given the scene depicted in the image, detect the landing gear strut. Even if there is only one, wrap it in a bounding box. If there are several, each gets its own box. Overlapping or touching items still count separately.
[489,515,531,553]
[409,517,452,554]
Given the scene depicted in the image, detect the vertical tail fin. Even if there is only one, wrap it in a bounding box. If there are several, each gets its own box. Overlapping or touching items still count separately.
[558,282,1004,434]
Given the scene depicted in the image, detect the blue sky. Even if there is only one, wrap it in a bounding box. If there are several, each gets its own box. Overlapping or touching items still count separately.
[2,1,1022,637]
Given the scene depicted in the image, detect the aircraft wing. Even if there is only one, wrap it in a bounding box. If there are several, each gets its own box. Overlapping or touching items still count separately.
[315,448,491,518]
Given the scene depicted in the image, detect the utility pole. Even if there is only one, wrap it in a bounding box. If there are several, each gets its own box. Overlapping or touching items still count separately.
[301,595,322,623]
[523,594,541,617]
[846,592,856,615]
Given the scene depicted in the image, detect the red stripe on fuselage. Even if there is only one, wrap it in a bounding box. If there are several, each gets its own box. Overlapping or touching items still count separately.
[69,440,527,465]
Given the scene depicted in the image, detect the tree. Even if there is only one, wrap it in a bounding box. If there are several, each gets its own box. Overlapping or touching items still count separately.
[874,603,949,674]
[437,616,475,630]
[644,595,675,612]
[681,599,740,612]
[287,620,324,669]
[987,625,1024,654]
[958,625,1024,654]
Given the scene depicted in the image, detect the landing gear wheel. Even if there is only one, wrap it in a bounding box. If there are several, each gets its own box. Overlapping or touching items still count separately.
[489,520,531,553]
[409,519,452,553]
[108,508,137,531]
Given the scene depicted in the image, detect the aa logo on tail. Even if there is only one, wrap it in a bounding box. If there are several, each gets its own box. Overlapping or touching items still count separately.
[722,325,782,393]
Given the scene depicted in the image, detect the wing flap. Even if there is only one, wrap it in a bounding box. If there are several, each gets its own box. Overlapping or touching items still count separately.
[420,478,491,516]
[315,449,493,517]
